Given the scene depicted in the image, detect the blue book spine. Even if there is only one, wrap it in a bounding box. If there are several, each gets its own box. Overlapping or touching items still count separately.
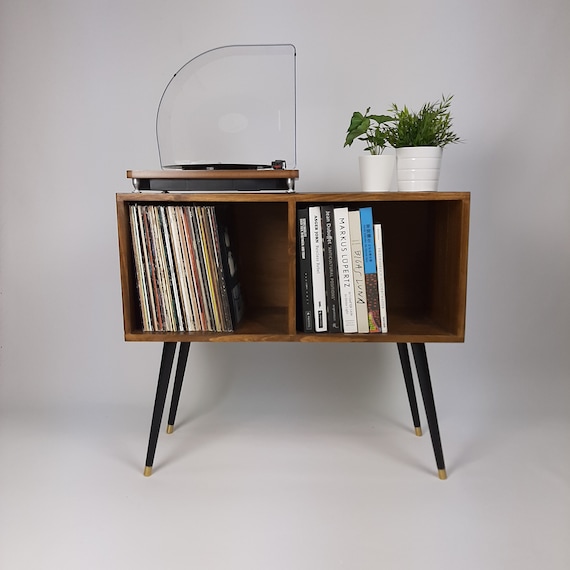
[360,207,382,333]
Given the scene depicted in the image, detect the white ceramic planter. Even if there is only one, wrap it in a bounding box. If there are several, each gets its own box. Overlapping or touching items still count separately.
[358,154,396,192]
[396,147,443,192]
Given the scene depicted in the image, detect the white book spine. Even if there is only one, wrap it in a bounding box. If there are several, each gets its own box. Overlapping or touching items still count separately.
[308,206,327,332]
[374,223,388,333]
[333,207,357,333]
[349,210,369,333]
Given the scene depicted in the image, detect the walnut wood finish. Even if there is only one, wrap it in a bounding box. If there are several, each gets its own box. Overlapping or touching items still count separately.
[116,190,469,343]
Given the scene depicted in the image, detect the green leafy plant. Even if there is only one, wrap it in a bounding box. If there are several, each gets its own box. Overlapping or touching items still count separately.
[386,94,462,148]
[344,108,395,155]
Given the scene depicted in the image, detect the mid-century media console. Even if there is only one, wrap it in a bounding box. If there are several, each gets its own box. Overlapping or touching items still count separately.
[116,169,470,479]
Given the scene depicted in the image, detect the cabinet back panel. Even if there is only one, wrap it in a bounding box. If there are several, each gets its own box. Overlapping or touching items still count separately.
[233,202,289,312]
[371,200,467,336]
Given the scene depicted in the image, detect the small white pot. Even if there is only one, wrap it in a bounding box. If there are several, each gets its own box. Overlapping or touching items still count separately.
[358,154,396,192]
[396,147,443,192]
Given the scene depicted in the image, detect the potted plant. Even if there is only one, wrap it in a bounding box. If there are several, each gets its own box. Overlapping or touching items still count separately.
[385,94,461,191]
[344,108,396,192]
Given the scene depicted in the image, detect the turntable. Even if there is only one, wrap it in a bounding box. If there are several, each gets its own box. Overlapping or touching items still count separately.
[131,44,298,192]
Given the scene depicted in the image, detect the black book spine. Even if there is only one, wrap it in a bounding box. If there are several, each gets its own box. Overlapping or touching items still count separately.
[321,204,342,332]
[297,208,314,332]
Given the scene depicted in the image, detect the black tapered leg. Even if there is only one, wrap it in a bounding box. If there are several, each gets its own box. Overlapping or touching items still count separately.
[166,342,191,434]
[144,342,177,476]
[397,343,422,436]
[411,343,447,480]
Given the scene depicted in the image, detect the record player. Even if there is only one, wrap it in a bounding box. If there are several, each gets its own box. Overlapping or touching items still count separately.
[131,44,298,192]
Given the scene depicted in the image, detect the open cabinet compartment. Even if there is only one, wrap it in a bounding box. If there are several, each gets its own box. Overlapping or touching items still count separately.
[117,191,468,343]
[291,193,469,342]
[370,199,468,339]
[229,201,290,335]
[116,192,293,341]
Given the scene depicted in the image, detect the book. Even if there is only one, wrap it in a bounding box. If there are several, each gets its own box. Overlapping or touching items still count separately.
[308,205,327,332]
[333,207,357,333]
[374,223,388,333]
[321,204,342,332]
[360,207,382,333]
[296,208,314,332]
[349,209,369,333]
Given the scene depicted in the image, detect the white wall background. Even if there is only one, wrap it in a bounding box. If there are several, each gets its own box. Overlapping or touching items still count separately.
[1,0,568,403]
[0,0,569,567]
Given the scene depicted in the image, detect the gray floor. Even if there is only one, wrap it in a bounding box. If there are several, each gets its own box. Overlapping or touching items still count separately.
[1,344,569,570]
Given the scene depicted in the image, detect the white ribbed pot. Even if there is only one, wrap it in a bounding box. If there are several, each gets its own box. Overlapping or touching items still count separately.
[358,154,396,192]
[396,147,443,192]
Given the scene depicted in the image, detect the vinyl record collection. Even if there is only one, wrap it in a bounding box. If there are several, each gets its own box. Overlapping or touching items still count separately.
[129,203,243,332]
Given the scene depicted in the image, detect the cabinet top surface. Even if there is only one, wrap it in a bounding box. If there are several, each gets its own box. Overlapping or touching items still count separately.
[117,191,470,203]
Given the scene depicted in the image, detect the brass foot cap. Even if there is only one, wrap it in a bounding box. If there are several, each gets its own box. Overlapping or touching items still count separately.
[166,424,174,435]
[143,466,153,477]
[438,469,448,480]
[415,427,423,437]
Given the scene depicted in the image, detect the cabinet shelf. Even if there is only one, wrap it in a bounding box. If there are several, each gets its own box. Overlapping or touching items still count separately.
[116,190,469,344]
[124,314,461,343]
